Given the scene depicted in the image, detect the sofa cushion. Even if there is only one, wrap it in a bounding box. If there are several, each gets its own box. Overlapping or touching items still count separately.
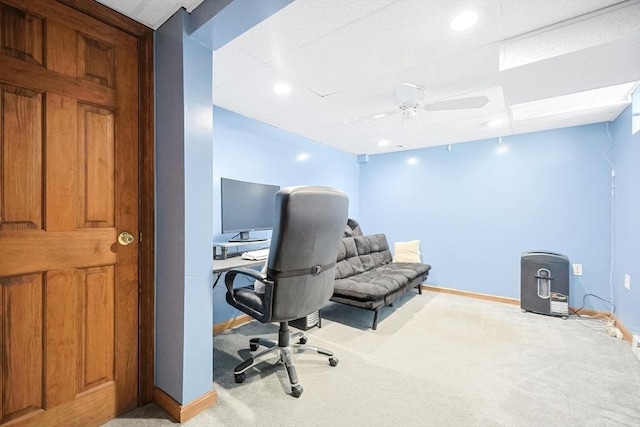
[386,262,431,280]
[335,237,365,279]
[355,234,392,269]
[333,262,430,301]
[335,234,392,280]
[343,218,364,237]
[334,266,408,301]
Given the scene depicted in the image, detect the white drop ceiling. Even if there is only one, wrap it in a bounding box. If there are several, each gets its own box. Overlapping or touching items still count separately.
[93,0,205,30]
[97,0,640,155]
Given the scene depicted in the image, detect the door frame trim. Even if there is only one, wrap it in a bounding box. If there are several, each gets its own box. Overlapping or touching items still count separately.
[56,0,155,406]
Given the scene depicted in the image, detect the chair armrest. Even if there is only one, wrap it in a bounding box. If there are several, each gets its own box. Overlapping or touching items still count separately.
[224,268,271,303]
[226,267,265,282]
[224,267,275,322]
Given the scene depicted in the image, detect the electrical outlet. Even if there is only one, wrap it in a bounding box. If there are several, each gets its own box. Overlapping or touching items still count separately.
[624,274,631,290]
[572,263,583,276]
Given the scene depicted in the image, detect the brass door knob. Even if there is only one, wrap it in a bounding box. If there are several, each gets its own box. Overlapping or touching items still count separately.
[118,231,135,246]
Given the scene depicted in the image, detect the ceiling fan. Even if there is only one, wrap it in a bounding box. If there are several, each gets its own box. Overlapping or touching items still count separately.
[367,83,489,129]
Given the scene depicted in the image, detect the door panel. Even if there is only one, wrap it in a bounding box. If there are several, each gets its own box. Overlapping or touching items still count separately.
[0,3,43,65]
[0,84,42,231]
[76,104,115,228]
[45,268,79,408]
[0,0,140,425]
[81,265,115,391]
[0,274,44,421]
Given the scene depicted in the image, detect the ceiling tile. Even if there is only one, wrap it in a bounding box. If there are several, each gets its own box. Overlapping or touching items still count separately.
[502,36,640,105]
[94,0,144,16]
[232,0,396,65]
[500,2,640,70]
[137,1,182,28]
[94,0,207,29]
[499,0,626,39]
[334,136,408,155]
[511,82,637,121]
[301,120,379,147]
[398,114,512,148]
[213,45,266,88]
[259,98,354,133]
[213,64,320,119]
[511,106,626,135]
[275,0,501,96]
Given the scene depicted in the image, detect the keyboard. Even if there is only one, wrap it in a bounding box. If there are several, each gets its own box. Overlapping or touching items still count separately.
[241,248,269,260]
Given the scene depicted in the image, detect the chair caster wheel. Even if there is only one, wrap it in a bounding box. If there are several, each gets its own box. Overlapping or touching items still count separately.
[234,373,246,384]
[291,385,303,398]
[298,336,308,345]
[249,343,259,351]
[329,357,339,367]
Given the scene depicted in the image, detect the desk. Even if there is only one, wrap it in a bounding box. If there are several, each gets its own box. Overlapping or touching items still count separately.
[213,239,270,260]
[212,256,266,288]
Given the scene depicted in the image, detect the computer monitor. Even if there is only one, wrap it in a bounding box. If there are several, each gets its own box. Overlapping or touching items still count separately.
[220,177,280,242]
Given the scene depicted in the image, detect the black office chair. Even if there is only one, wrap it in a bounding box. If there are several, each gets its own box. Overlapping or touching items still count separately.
[224,186,349,397]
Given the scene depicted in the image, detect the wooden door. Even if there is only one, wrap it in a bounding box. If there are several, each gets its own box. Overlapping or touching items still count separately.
[0,0,139,425]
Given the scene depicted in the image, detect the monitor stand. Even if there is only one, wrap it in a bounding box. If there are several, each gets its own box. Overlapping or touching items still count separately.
[229,231,267,243]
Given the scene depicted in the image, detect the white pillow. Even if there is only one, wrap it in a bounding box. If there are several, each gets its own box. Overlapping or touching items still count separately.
[393,240,421,263]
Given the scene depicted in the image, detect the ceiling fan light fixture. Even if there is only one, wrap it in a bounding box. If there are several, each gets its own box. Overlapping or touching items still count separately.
[400,106,419,122]
[450,11,478,32]
[401,113,422,132]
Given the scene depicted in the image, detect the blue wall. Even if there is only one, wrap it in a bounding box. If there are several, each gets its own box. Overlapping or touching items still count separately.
[610,103,640,335]
[212,107,638,333]
[155,10,214,404]
[211,107,359,324]
[359,124,613,310]
[155,11,187,402]
[154,0,299,406]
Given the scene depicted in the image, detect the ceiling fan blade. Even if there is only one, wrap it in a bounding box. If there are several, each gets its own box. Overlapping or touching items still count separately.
[424,96,489,111]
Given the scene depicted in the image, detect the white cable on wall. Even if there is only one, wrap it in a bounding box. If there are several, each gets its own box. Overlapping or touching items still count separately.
[603,122,615,319]
[573,125,619,339]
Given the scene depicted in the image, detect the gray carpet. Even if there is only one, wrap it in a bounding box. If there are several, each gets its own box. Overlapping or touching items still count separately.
[106,291,640,426]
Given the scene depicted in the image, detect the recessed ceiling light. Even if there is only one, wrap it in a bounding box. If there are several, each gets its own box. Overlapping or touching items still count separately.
[296,152,309,161]
[486,119,503,127]
[407,157,418,165]
[450,11,478,32]
[273,82,291,95]
[377,140,389,146]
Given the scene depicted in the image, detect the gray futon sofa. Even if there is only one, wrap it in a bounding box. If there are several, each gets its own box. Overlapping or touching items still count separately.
[330,233,431,329]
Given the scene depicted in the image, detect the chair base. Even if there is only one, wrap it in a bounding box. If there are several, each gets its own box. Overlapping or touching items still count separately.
[233,323,338,397]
